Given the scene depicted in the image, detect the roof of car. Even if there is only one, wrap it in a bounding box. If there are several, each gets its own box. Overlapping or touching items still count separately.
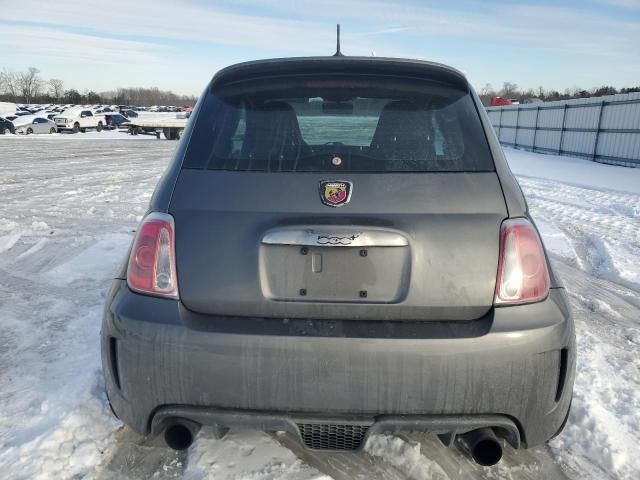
[12,115,49,126]
[210,56,468,90]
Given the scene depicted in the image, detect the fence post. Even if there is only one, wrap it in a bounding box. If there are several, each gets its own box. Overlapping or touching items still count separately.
[514,106,520,147]
[592,100,605,162]
[558,104,568,155]
[532,106,540,152]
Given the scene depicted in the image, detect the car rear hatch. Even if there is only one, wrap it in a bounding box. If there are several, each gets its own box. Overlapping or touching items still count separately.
[169,60,507,321]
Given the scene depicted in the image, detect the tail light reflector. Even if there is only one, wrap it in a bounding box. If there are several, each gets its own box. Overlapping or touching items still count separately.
[127,212,178,298]
[495,218,549,305]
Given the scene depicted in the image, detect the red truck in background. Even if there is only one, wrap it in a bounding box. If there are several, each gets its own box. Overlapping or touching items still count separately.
[491,96,514,106]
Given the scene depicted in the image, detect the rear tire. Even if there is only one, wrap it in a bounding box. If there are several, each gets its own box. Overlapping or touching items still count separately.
[72,122,80,133]
[50,127,56,134]
[26,128,33,135]
[1,128,10,135]
[164,128,182,140]
[96,122,103,132]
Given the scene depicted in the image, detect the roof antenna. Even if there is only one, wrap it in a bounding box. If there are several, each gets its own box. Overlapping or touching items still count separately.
[333,23,344,56]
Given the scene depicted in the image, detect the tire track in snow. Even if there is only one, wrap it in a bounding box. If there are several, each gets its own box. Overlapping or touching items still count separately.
[513,170,640,480]
[518,176,640,292]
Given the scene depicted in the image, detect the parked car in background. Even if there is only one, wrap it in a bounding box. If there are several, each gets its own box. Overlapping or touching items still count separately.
[103,113,131,129]
[120,109,138,118]
[0,102,19,115]
[0,116,16,134]
[102,56,575,467]
[13,115,57,134]
[54,109,104,133]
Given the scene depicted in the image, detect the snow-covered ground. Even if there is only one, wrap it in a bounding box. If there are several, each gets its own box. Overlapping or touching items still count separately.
[0,138,638,480]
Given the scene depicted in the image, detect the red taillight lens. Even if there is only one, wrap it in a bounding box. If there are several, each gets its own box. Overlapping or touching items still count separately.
[127,213,178,298]
[495,218,549,305]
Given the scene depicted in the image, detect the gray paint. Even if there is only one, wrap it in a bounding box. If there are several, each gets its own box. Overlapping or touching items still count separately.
[102,56,574,452]
[170,170,509,320]
[102,281,574,448]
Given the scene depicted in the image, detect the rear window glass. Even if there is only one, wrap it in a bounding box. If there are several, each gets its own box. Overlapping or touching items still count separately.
[183,74,494,172]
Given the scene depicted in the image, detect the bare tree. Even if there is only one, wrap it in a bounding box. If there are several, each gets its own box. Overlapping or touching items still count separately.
[99,86,196,107]
[499,82,519,98]
[480,83,494,96]
[0,68,20,101]
[48,78,64,102]
[478,83,497,106]
[19,67,44,104]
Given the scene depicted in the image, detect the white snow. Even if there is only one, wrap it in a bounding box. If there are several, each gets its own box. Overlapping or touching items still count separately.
[506,148,640,195]
[0,232,21,253]
[0,137,638,479]
[365,435,450,480]
[188,430,331,479]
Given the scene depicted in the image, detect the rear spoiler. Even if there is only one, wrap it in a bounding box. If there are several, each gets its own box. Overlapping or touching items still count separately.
[210,56,469,92]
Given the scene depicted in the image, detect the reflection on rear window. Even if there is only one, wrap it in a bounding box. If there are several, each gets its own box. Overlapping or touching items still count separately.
[184,75,494,172]
[297,111,379,146]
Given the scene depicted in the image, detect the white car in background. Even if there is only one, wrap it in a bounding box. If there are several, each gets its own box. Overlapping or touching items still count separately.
[54,108,104,133]
[0,101,20,116]
[13,115,57,134]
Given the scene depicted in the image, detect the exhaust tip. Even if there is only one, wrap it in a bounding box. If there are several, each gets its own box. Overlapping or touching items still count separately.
[164,424,194,450]
[471,437,503,467]
[458,427,503,467]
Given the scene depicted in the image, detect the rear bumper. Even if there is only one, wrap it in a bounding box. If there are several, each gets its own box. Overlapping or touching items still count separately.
[151,407,522,451]
[101,281,575,448]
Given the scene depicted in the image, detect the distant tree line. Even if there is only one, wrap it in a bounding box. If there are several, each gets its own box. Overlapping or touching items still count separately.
[0,66,197,106]
[479,82,640,106]
[3,65,638,108]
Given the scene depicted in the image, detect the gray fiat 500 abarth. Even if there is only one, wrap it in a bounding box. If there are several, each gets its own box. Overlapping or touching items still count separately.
[101,56,575,466]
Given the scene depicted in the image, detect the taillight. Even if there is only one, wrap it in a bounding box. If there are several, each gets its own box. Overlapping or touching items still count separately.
[495,218,549,305]
[127,212,178,298]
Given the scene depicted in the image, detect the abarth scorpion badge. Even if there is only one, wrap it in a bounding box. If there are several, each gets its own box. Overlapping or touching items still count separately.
[319,180,352,207]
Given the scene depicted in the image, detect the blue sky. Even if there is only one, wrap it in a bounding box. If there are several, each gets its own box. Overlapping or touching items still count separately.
[1,0,638,96]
